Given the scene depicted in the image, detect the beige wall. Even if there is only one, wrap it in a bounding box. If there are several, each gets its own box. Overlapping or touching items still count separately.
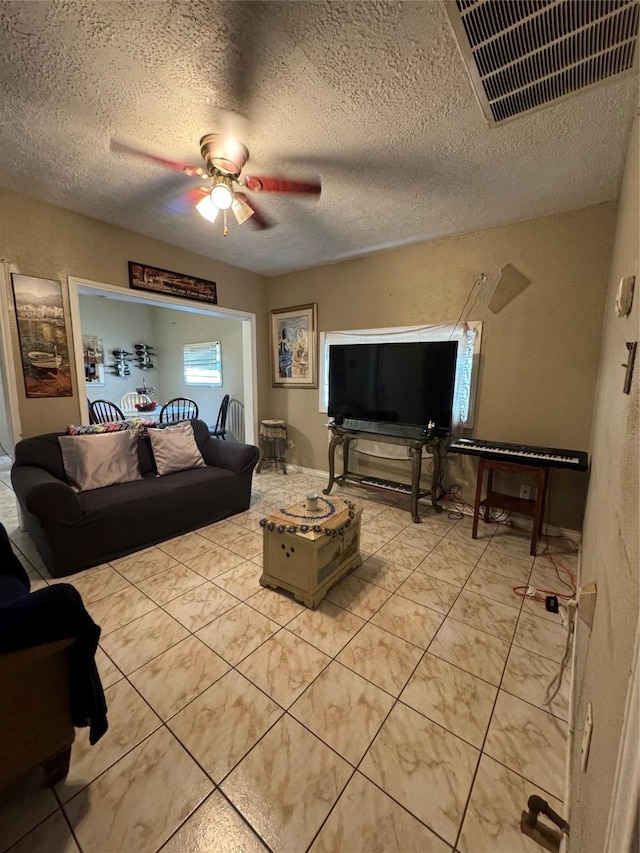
[268,204,616,529]
[151,306,243,427]
[79,294,159,408]
[569,117,639,850]
[0,189,268,439]
[78,294,244,427]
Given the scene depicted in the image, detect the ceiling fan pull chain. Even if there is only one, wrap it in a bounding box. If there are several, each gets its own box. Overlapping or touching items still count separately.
[223,209,228,237]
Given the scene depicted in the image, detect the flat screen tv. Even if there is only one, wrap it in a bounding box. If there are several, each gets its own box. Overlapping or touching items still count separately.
[328,341,458,434]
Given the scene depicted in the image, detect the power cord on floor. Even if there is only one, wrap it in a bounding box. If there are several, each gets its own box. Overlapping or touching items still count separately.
[543,599,577,706]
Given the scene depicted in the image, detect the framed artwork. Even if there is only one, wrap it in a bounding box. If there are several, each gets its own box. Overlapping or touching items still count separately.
[271,303,318,388]
[128,261,217,304]
[11,274,73,398]
[82,334,105,386]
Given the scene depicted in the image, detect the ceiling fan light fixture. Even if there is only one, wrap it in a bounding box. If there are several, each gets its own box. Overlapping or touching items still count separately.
[196,195,219,223]
[231,194,255,225]
[210,180,234,210]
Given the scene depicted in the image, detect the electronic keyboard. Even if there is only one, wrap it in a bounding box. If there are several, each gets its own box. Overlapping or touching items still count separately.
[446,438,589,471]
[360,477,412,495]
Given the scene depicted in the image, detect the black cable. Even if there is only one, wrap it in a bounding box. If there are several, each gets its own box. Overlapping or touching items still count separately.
[450,274,484,339]
[543,470,577,595]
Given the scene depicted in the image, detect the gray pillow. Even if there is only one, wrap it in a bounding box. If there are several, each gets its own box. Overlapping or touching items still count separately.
[59,430,142,492]
[148,421,206,476]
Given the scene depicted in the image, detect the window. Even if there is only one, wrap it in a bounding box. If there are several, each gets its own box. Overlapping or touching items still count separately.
[318,321,482,431]
[183,341,222,386]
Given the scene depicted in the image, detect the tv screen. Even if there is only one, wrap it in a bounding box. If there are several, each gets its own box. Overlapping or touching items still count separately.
[328,341,458,432]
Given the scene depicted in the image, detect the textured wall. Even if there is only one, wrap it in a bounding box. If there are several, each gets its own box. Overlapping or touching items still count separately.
[0,189,268,439]
[569,116,639,851]
[267,204,616,530]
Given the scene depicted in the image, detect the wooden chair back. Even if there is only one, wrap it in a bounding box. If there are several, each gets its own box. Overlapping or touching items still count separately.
[88,400,125,424]
[159,397,198,423]
[210,394,230,439]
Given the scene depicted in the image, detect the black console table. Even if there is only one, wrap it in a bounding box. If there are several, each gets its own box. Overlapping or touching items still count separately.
[323,421,444,523]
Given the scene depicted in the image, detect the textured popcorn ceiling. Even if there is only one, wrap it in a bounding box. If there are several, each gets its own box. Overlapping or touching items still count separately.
[0,1,636,276]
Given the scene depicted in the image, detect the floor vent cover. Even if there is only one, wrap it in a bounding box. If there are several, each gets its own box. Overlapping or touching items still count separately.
[448,0,639,124]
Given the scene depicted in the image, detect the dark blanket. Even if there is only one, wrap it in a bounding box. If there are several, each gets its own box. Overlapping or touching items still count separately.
[0,524,108,744]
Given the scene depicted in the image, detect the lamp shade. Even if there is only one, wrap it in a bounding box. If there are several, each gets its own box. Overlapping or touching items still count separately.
[196,195,219,223]
[210,182,234,210]
[231,194,255,225]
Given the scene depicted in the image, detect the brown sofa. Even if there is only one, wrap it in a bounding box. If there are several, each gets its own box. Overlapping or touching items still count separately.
[11,419,259,577]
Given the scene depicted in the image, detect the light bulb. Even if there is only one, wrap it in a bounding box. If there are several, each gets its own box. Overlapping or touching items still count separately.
[210,182,234,211]
[196,195,219,223]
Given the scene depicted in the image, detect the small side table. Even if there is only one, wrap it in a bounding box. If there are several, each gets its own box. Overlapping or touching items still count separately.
[472,457,550,556]
[256,419,287,474]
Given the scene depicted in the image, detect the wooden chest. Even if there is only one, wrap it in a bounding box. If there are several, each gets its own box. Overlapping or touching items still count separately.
[260,503,362,609]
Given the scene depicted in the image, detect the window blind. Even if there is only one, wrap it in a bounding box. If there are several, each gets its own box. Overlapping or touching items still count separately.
[183,341,222,386]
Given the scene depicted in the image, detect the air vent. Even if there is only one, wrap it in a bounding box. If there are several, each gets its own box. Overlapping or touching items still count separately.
[448,0,639,124]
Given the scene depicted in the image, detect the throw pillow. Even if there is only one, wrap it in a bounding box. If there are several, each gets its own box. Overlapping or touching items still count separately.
[59,430,143,492]
[147,421,206,476]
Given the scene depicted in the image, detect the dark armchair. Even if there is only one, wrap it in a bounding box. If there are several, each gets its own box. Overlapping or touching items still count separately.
[0,525,108,791]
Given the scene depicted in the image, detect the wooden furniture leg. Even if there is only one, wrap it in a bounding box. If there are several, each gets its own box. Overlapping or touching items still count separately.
[430,441,443,513]
[530,466,550,555]
[323,432,343,495]
[472,457,485,541]
[43,745,72,786]
[484,466,494,522]
[408,443,422,523]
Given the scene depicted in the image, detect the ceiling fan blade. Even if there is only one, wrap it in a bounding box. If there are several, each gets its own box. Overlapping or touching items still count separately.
[235,193,272,229]
[110,139,207,178]
[165,185,210,215]
[244,175,321,195]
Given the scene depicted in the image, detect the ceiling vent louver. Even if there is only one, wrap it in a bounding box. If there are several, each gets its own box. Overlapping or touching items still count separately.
[447,0,639,124]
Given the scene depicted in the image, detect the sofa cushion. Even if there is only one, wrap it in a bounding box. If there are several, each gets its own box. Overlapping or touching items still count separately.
[74,467,239,558]
[59,431,143,492]
[148,421,206,476]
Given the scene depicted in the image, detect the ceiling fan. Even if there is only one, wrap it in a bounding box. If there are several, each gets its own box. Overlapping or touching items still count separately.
[111,133,321,236]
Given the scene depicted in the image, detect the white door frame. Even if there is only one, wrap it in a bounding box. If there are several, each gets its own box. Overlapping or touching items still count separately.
[604,621,639,853]
[0,262,24,450]
[67,276,258,445]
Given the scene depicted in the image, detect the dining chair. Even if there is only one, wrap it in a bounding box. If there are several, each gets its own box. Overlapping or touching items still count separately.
[209,394,230,439]
[159,397,198,423]
[120,392,151,412]
[88,400,125,424]
[226,398,245,442]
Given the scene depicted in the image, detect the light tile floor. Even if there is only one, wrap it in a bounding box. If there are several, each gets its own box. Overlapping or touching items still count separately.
[0,466,577,853]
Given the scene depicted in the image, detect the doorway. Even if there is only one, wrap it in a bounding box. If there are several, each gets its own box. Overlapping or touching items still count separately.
[67,277,257,444]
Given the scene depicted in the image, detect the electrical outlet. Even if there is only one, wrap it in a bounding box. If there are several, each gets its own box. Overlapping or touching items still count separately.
[581,702,593,771]
[520,484,531,500]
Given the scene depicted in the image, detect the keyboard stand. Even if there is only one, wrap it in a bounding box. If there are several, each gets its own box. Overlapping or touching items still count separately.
[472,457,550,556]
[323,423,444,523]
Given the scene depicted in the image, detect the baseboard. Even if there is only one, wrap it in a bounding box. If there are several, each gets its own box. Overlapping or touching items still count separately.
[438,497,581,542]
[295,467,582,542]
[296,465,332,479]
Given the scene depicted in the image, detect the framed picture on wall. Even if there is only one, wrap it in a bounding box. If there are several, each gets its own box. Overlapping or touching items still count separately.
[129,262,217,304]
[82,335,105,386]
[270,303,318,388]
[11,274,73,398]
